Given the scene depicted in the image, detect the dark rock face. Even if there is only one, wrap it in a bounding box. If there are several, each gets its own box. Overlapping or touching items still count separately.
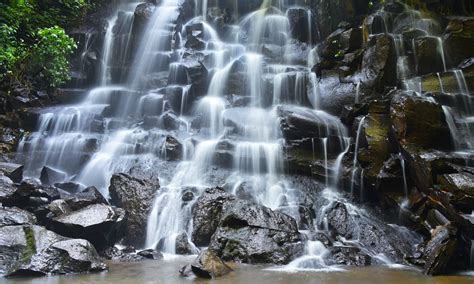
[0,225,106,276]
[40,166,67,186]
[423,226,460,275]
[109,173,159,247]
[391,92,451,151]
[49,203,126,250]
[191,187,236,246]
[209,200,304,264]
[325,202,411,263]
[328,246,371,266]
[192,187,304,264]
[188,249,232,279]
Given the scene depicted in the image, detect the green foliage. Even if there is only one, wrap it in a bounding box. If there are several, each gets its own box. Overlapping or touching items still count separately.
[32,26,77,88]
[0,0,99,89]
[0,24,26,81]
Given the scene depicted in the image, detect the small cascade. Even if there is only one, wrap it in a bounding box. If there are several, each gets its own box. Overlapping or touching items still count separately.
[350,116,366,197]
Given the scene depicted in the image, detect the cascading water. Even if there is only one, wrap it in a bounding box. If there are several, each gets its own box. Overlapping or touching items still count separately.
[16,0,424,271]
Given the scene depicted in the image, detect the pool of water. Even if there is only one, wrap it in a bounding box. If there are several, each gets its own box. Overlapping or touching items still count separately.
[2,256,473,284]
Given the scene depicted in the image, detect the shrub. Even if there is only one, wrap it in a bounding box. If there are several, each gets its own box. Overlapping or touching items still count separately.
[31,26,77,88]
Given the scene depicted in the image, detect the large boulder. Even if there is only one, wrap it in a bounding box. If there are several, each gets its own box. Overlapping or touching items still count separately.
[191,187,236,246]
[444,17,474,68]
[49,204,126,250]
[359,34,397,90]
[325,201,413,262]
[209,199,304,264]
[190,249,232,279]
[0,206,37,227]
[423,225,460,275]
[0,225,106,276]
[390,92,452,151]
[109,173,159,247]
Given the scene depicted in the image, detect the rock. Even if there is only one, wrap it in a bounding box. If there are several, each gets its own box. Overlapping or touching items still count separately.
[0,206,37,227]
[423,225,459,275]
[209,199,304,264]
[414,36,447,75]
[40,166,67,186]
[444,17,474,67]
[7,165,23,183]
[390,92,451,151]
[109,173,159,247]
[137,249,163,260]
[50,204,126,250]
[329,246,372,266]
[175,232,195,255]
[190,249,232,279]
[0,176,19,206]
[325,201,412,262]
[437,173,474,212]
[359,34,397,90]
[277,105,346,141]
[191,187,236,246]
[0,225,106,276]
[47,200,72,218]
[161,136,183,161]
[64,186,107,211]
[54,182,81,194]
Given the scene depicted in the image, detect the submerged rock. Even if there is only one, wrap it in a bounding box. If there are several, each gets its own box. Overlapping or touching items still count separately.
[109,173,159,247]
[0,225,106,276]
[49,203,126,250]
[189,249,232,279]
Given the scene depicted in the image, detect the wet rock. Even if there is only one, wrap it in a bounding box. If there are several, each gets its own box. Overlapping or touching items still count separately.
[277,105,345,141]
[0,206,37,227]
[137,249,163,260]
[54,182,81,194]
[190,249,232,279]
[64,186,107,211]
[390,92,451,151]
[325,201,412,262]
[0,176,20,206]
[109,173,159,247]
[414,36,447,75]
[286,8,313,43]
[329,246,371,266]
[437,173,474,212]
[7,165,23,183]
[423,225,460,275]
[191,187,236,246]
[0,225,106,276]
[359,34,397,90]
[159,111,181,131]
[161,136,183,161]
[47,200,72,218]
[40,166,67,186]
[175,232,195,255]
[444,17,474,67]
[209,199,304,264]
[49,204,126,250]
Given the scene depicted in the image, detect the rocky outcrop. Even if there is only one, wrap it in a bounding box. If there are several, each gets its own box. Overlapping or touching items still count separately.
[0,225,106,276]
[49,204,126,250]
[191,187,236,246]
[180,249,232,279]
[109,173,159,247]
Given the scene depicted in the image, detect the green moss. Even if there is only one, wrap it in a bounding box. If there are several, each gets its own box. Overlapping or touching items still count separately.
[20,226,36,264]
